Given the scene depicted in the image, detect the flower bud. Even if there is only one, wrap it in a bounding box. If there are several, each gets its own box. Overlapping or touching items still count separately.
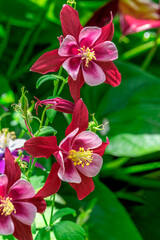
[35,97,75,115]
[19,87,29,117]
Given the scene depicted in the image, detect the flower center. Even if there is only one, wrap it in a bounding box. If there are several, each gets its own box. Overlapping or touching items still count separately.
[68,147,93,167]
[0,128,16,150]
[78,46,96,67]
[0,197,16,216]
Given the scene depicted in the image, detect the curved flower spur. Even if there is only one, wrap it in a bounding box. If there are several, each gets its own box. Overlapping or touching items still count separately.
[31,4,121,102]
[24,99,109,200]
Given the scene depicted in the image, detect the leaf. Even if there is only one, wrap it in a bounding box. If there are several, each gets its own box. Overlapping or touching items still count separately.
[36,74,65,89]
[34,126,57,136]
[107,134,160,157]
[52,221,85,240]
[46,109,57,123]
[35,227,51,240]
[51,207,76,224]
[86,179,143,240]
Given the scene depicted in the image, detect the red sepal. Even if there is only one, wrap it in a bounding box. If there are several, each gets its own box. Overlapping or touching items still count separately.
[69,173,95,200]
[35,163,61,198]
[4,148,21,190]
[65,99,88,136]
[12,217,33,240]
[24,136,59,159]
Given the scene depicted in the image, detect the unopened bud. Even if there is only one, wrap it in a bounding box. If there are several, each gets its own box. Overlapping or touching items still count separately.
[35,97,75,115]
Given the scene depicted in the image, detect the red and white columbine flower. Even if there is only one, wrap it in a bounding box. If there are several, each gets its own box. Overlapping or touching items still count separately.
[24,99,109,200]
[0,148,46,240]
[31,4,121,102]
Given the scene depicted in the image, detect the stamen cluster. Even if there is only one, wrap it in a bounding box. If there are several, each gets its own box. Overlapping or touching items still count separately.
[0,197,16,216]
[78,46,96,67]
[68,147,93,167]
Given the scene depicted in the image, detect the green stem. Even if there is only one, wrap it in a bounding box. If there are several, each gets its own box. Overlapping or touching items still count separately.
[42,213,48,227]
[53,79,59,97]
[28,158,37,178]
[57,80,66,96]
[141,28,160,70]
[35,107,47,136]
[49,195,55,226]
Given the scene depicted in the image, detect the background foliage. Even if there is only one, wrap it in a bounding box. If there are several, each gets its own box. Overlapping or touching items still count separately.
[0,0,160,239]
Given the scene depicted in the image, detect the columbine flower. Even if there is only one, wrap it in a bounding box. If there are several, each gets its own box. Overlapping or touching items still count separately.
[31,4,121,102]
[0,128,43,173]
[24,99,109,200]
[0,148,46,240]
[35,97,75,115]
[86,0,160,35]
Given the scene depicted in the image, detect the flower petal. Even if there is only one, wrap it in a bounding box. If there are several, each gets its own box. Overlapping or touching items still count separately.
[58,159,81,183]
[79,27,102,47]
[30,49,66,74]
[60,5,83,42]
[28,197,46,214]
[69,173,94,200]
[12,202,37,225]
[72,131,102,150]
[120,14,160,35]
[62,57,81,80]
[98,61,121,87]
[24,136,59,159]
[58,35,79,56]
[35,163,61,198]
[93,138,109,156]
[60,128,79,152]
[0,215,14,235]
[94,41,118,62]
[4,148,21,190]
[9,139,26,151]
[12,217,33,240]
[65,99,88,136]
[0,159,5,174]
[0,174,8,198]
[95,14,114,44]
[82,61,106,86]
[76,153,103,177]
[68,69,84,103]
[86,0,118,28]
[8,179,35,200]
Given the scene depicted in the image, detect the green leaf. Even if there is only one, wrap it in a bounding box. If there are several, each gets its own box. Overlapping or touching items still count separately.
[35,227,51,240]
[36,74,65,89]
[52,221,85,240]
[107,134,160,157]
[34,126,57,136]
[86,180,143,240]
[51,207,76,224]
[46,108,57,123]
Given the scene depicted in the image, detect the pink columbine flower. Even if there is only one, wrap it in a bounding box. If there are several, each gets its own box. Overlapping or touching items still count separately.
[0,148,46,240]
[24,99,109,200]
[31,4,121,102]
[86,0,160,36]
[35,97,75,115]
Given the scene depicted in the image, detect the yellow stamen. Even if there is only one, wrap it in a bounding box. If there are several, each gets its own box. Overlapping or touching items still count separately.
[78,46,96,67]
[68,147,93,167]
[0,128,16,150]
[0,197,16,216]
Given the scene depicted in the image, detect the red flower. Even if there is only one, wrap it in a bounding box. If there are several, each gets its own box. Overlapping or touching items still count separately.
[86,0,160,35]
[35,97,75,115]
[0,148,46,240]
[31,5,121,102]
[24,99,109,200]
